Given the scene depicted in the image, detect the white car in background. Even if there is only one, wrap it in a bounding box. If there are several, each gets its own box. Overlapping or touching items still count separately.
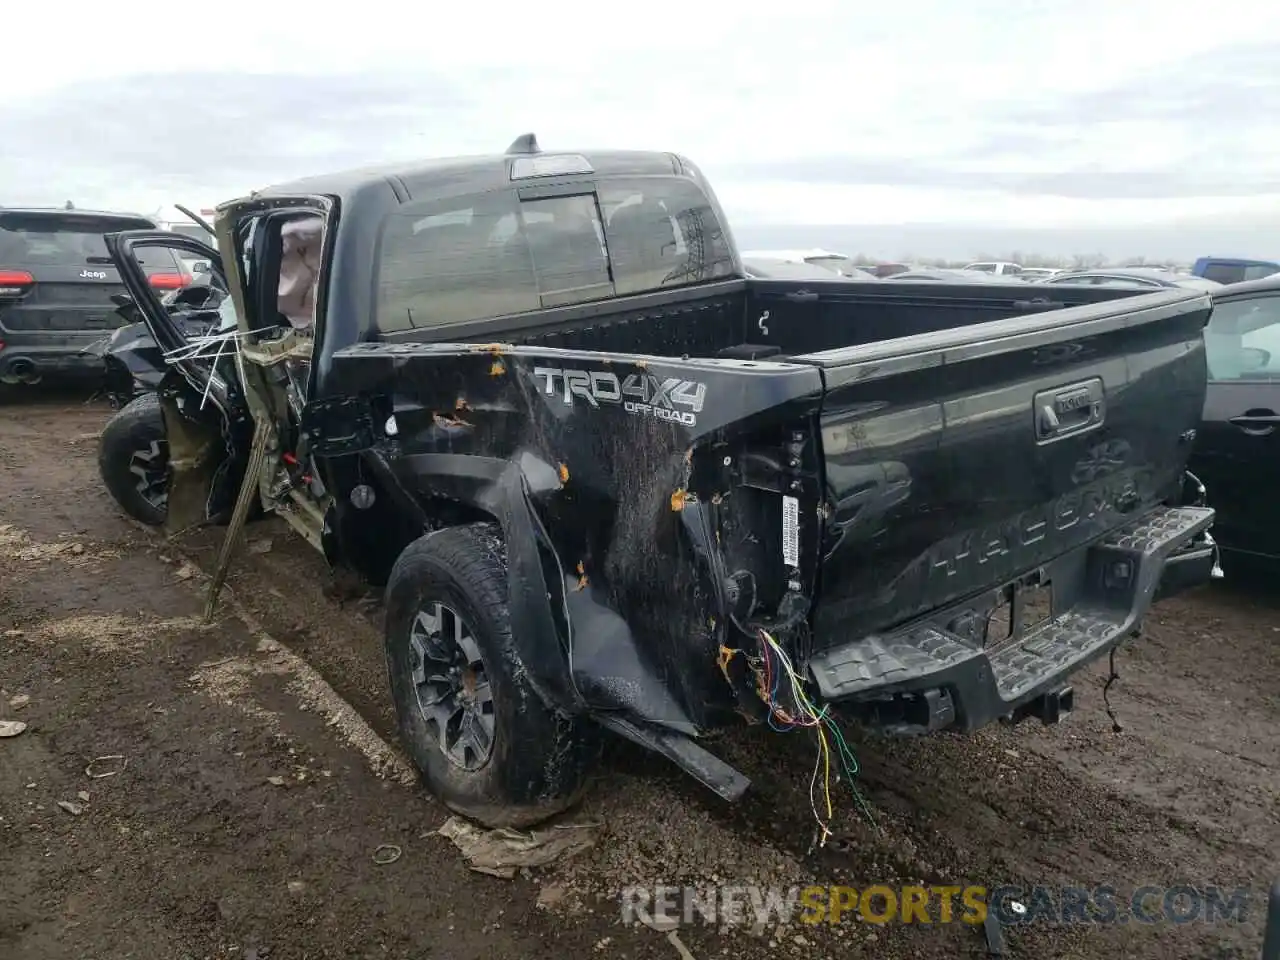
[740,248,878,279]
[1017,267,1063,282]
[962,260,1026,277]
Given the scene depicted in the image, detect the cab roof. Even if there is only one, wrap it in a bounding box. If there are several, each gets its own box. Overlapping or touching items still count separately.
[252,134,686,206]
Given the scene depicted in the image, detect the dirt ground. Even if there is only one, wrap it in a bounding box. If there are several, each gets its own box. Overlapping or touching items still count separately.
[2,391,1277,960]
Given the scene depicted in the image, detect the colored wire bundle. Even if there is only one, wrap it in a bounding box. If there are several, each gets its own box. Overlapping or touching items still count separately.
[754,628,876,844]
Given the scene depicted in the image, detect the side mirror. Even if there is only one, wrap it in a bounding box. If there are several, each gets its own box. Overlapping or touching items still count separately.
[192,261,211,275]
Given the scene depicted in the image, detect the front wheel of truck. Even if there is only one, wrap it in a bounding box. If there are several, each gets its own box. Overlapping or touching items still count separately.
[98,393,170,526]
[383,523,600,828]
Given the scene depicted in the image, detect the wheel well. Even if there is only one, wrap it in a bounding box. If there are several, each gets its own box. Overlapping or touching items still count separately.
[425,497,495,531]
[330,464,503,587]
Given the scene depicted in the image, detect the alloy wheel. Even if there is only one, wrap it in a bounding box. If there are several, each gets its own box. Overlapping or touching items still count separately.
[409,601,496,770]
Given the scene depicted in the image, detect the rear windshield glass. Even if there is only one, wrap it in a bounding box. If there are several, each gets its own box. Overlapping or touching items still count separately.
[0,213,175,269]
[596,178,735,296]
[376,176,735,333]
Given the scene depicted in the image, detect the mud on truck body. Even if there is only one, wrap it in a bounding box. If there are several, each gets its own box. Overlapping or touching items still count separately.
[97,134,1220,828]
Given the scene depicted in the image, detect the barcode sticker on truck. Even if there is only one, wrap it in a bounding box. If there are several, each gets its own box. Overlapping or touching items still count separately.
[782,495,800,568]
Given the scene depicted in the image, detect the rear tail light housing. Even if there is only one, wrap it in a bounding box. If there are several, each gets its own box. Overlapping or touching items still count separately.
[149,272,193,290]
[0,270,35,296]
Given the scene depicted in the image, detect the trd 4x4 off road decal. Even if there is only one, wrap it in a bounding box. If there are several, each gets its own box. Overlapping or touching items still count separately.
[532,366,707,427]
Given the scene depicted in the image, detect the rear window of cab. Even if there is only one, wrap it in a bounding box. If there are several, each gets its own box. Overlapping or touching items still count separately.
[374,177,735,333]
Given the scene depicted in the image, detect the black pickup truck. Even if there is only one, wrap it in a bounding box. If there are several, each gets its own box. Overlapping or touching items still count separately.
[97,135,1218,828]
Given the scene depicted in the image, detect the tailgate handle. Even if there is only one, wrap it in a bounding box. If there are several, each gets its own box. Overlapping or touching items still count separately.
[785,290,819,302]
[1014,297,1066,310]
[1034,378,1105,443]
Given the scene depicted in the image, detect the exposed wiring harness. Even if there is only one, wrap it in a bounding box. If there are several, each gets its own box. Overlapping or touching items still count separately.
[1102,646,1124,733]
[722,627,876,846]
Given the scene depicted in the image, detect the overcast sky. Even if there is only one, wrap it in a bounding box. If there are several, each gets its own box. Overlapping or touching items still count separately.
[6,1,1280,257]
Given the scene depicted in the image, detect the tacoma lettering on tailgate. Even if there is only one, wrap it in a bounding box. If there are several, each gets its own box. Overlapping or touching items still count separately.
[533,367,707,427]
[922,470,1143,585]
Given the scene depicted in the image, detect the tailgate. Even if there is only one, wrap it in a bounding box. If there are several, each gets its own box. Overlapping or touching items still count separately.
[797,287,1213,647]
[0,263,130,333]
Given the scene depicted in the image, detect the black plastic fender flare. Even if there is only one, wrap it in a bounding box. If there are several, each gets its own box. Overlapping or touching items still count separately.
[378,451,584,715]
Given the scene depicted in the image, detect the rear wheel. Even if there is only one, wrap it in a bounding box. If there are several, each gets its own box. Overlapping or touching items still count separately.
[98,393,169,526]
[384,523,599,827]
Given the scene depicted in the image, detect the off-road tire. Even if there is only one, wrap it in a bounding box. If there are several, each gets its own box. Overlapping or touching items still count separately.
[384,523,600,828]
[98,393,169,526]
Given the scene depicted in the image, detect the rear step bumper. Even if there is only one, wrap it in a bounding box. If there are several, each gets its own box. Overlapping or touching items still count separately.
[808,505,1215,733]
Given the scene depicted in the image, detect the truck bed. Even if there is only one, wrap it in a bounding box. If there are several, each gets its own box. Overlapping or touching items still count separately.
[386,276,1150,361]
[373,276,1210,633]
[324,277,1213,736]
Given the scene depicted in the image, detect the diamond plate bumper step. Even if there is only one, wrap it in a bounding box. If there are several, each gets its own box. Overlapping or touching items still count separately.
[808,506,1215,729]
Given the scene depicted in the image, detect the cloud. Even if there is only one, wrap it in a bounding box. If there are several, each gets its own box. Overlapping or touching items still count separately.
[719,41,1280,201]
[0,70,472,211]
[1005,41,1280,128]
[4,0,1280,240]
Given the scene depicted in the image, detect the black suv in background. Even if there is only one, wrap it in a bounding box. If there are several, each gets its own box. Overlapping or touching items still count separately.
[0,208,191,386]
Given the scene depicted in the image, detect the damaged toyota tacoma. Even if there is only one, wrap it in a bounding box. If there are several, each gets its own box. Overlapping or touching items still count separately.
[97,134,1220,828]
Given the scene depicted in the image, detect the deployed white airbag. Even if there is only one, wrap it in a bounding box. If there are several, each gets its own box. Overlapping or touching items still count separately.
[277,216,324,331]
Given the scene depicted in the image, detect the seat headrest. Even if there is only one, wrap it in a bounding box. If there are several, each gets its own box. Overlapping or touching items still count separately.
[608,200,670,232]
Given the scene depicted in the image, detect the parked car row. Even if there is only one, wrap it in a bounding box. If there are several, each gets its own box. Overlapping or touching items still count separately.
[738,253,1248,288]
[1041,267,1222,292]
